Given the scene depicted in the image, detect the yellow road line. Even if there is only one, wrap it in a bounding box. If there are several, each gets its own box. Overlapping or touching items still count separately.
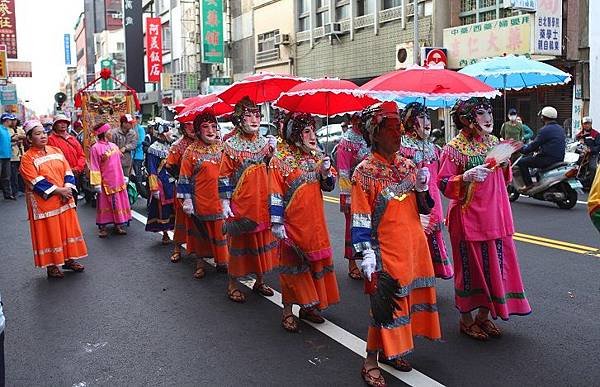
[321,194,600,257]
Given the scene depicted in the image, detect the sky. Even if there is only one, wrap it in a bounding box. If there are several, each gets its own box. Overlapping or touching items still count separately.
[12,0,84,115]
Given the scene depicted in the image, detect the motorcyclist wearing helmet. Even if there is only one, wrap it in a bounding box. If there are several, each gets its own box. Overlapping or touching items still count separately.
[517,106,566,190]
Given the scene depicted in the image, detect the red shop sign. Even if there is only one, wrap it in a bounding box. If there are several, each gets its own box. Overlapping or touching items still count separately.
[146,17,162,83]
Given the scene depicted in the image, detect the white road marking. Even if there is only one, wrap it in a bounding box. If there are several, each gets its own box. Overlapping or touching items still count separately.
[130,209,445,387]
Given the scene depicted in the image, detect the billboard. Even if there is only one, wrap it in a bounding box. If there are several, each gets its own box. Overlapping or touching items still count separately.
[0,0,17,58]
[533,0,562,55]
[145,17,162,83]
[201,0,224,63]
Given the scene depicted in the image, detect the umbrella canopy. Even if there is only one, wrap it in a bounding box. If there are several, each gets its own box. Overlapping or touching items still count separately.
[273,78,378,117]
[458,54,572,90]
[359,65,500,102]
[218,72,308,105]
[168,96,200,114]
[174,94,233,123]
[395,96,457,110]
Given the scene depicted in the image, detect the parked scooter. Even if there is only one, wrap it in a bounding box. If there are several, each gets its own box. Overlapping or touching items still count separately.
[508,154,582,209]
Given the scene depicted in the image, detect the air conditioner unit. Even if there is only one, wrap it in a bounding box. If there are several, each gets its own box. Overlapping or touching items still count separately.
[274,33,290,46]
[395,42,414,70]
[324,22,343,35]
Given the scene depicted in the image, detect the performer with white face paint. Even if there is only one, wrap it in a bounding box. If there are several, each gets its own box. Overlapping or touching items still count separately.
[218,96,278,303]
[399,102,453,280]
[438,97,531,342]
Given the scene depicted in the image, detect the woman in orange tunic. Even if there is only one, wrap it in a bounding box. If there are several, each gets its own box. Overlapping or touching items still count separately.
[20,120,87,278]
[165,120,196,263]
[351,103,441,386]
[218,97,278,303]
[269,113,340,332]
[178,112,229,278]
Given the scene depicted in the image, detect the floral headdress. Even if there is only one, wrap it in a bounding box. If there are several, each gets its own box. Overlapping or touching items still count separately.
[284,112,316,146]
[451,97,492,131]
[400,102,429,134]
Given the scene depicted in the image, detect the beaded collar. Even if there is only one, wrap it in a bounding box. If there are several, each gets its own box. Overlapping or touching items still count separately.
[272,144,322,177]
[353,152,416,192]
[147,141,170,159]
[399,134,437,164]
[224,130,269,157]
[170,136,195,156]
[443,130,498,169]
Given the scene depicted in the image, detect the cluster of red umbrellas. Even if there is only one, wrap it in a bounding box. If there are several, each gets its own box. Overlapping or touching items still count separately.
[169,67,499,131]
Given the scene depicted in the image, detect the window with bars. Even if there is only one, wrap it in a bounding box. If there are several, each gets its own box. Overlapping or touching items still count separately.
[480,10,496,21]
[460,0,476,12]
[257,30,279,53]
[357,0,375,15]
[460,14,476,25]
[479,0,496,7]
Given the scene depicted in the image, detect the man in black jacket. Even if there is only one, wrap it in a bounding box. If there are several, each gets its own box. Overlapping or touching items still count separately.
[517,106,566,190]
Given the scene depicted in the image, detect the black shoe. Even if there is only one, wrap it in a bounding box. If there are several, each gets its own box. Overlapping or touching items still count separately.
[4,195,16,200]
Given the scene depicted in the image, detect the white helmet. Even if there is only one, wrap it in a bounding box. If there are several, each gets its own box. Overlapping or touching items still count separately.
[540,106,558,119]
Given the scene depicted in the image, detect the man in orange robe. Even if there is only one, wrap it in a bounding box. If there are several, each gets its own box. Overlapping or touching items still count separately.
[269,113,340,332]
[351,103,441,386]
[218,97,278,303]
[20,120,87,278]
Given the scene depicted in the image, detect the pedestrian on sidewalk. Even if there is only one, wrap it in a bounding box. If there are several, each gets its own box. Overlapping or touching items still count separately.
[145,122,175,244]
[218,97,278,303]
[336,113,369,280]
[47,114,86,203]
[269,112,340,332]
[352,102,441,385]
[500,107,523,141]
[177,112,229,279]
[110,114,138,179]
[399,102,453,280]
[0,113,16,200]
[164,120,196,264]
[19,120,87,278]
[89,122,132,238]
[439,98,531,341]
[8,117,26,196]
[132,113,145,183]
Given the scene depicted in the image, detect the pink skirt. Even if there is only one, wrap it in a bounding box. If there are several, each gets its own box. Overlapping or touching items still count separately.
[450,236,531,320]
[96,189,132,227]
[428,230,453,280]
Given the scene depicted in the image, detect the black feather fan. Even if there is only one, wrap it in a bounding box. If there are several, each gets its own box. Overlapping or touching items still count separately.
[369,271,402,325]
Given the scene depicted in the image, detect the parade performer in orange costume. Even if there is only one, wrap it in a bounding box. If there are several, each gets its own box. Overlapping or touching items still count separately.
[269,113,340,332]
[165,120,196,263]
[218,97,278,303]
[178,112,229,279]
[351,103,441,386]
[20,120,87,278]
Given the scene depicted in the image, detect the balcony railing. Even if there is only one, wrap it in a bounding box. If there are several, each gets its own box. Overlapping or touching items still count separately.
[380,6,403,23]
[255,48,280,64]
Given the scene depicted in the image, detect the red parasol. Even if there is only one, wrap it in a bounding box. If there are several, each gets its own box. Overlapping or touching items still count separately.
[169,96,201,114]
[358,64,500,102]
[273,78,378,117]
[174,94,234,123]
[218,72,309,105]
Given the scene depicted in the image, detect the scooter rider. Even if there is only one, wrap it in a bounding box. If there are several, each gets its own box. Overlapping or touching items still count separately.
[516,106,566,191]
[576,116,600,165]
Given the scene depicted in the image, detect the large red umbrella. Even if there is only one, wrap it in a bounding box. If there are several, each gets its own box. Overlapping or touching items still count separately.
[359,65,500,102]
[273,78,378,117]
[169,96,200,114]
[218,72,309,105]
[175,94,234,123]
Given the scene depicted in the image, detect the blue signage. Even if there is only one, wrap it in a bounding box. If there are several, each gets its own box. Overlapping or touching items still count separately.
[64,34,71,65]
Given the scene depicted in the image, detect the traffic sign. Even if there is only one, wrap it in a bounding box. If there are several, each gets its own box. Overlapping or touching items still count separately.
[422,48,448,68]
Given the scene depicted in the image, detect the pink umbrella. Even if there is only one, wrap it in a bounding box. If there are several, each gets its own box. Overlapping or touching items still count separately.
[174,94,234,123]
[168,96,200,114]
[359,64,500,102]
[273,78,378,117]
[218,72,309,105]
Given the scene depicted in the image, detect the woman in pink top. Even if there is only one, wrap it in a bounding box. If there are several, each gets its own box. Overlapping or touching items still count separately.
[438,98,531,341]
[89,122,132,238]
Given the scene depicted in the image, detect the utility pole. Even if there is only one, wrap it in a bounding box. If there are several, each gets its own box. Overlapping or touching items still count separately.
[413,0,419,65]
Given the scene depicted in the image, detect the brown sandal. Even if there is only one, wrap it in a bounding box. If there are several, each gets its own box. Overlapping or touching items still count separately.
[348,265,362,280]
[475,317,502,338]
[281,314,299,333]
[62,260,85,272]
[98,228,108,238]
[380,357,412,372]
[170,251,181,263]
[299,308,325,324]
[460,320,489,341]
[252,282,274,297]
[161,234,172,245]
[47,265,64,279]
[361,366,386,387]
[227,288,246,303]
[193,266,205,279]
[114,226,127,235]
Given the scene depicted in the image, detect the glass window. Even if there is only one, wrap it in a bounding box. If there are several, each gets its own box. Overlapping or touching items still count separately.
[298,16,310,31]
[316,0,327,9]
[382,0,401,9]
[316,10,330,27]
[298,0,310,14]
[257,30,279,52]
[357,0,375,15]
[460,0,476,12]
[480,10,496,21]
[162,24,171,50]
[335,4,350,21]
[460,14,476,25]
[479,0,496,8]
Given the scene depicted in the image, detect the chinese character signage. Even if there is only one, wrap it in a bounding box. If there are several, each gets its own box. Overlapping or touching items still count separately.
[0,84,17,104]
[7,61,31,77]
[443,15,532,69]
[0,0,17,59]
[534,0,562,56]
[64,34,71,65]
[0,48,6,78]
[509,0,537,11]
[201,0,224,63]
[123,0,144,91]
[146,17,162,83]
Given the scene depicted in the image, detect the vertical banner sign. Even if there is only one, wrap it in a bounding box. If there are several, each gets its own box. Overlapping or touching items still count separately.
[534,0,562,55]
[146,18,162,83]
[0,47,6,79]
[123,0,144,91]
[201,0,224,63]
[64,34,72,65]
[0,0,17,58]
[100,58,114,90]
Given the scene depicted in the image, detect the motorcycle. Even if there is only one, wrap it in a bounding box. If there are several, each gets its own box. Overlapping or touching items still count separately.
[572,137,599,191]
[508,154,582,209]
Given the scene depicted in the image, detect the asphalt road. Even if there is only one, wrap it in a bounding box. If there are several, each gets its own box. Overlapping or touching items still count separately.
[1,188,599,386]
